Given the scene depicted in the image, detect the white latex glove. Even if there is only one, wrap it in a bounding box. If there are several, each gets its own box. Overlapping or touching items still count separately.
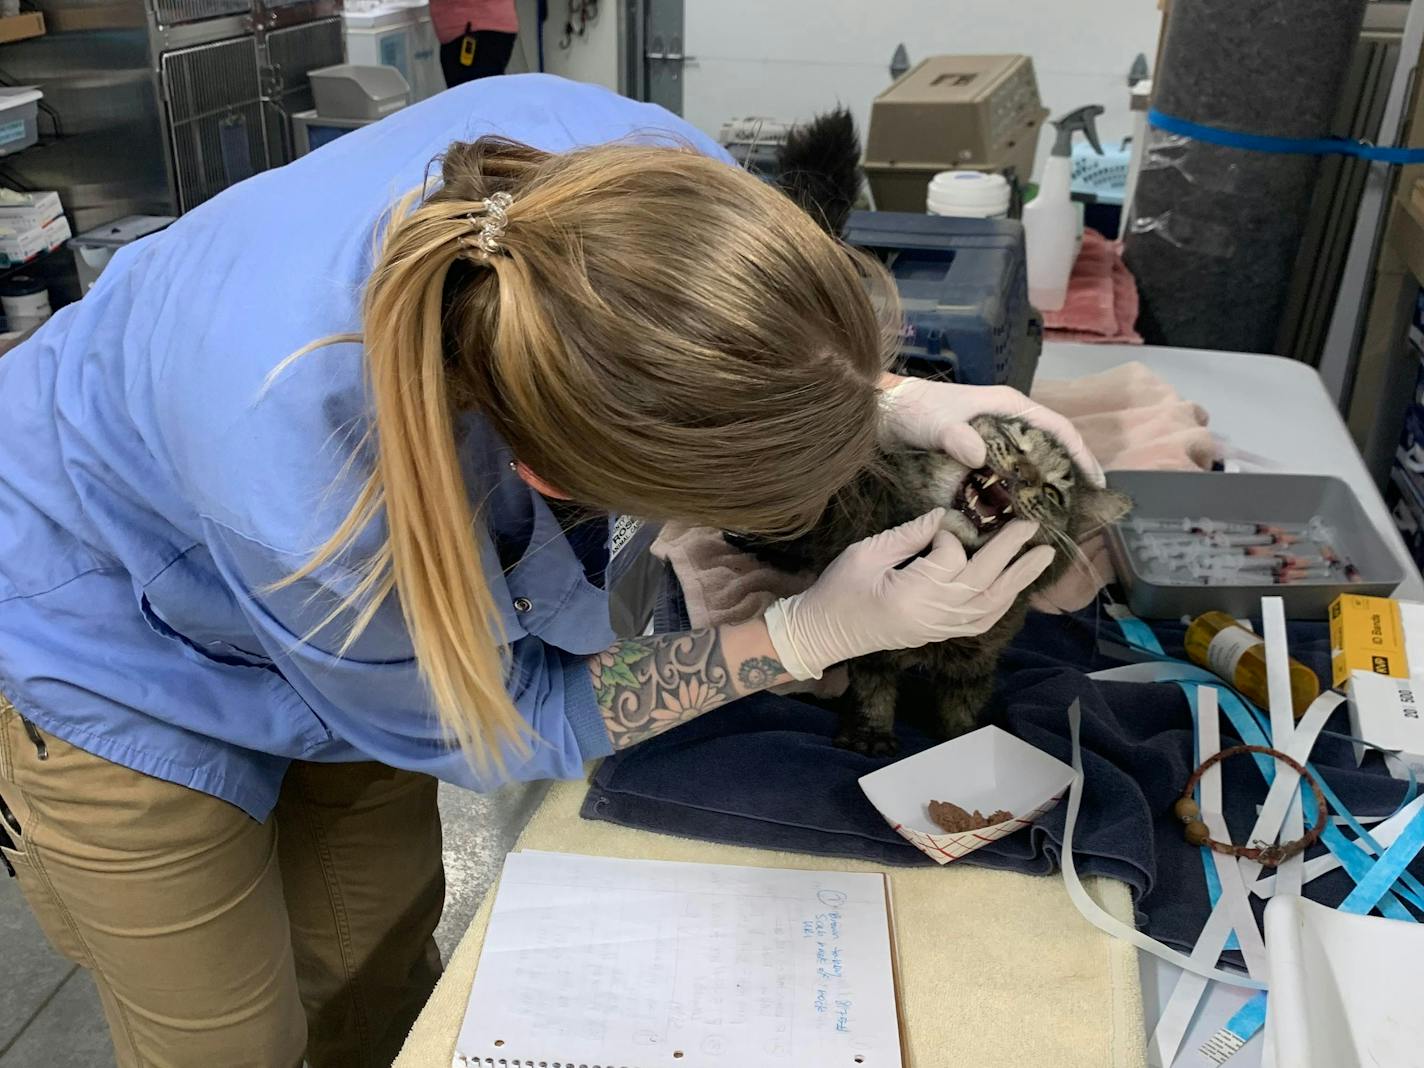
[763,511,1056,681]
[879,377,1106,486]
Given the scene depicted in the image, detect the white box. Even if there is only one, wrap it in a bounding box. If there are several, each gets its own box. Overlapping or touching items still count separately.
[1346,672,1424,780]
[858,725,1074,865]
[0,213,70,267]
[0,189,61,233]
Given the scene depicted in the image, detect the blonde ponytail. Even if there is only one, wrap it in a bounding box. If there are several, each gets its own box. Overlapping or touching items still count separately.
[289,137,896,768]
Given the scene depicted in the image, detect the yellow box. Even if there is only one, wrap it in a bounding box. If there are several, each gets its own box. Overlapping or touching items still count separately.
[1330,594,1409,687]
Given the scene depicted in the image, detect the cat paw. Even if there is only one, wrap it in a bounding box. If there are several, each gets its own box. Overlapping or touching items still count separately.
[834,727,899,758]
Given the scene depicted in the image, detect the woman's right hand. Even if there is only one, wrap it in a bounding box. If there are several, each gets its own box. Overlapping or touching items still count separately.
[762,511,1055,681]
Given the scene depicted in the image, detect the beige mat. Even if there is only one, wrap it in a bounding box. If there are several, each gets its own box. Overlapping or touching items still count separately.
[395,774,1146,1068]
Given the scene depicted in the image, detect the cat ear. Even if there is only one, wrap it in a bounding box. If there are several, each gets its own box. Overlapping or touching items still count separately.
[1075,487,1133,536]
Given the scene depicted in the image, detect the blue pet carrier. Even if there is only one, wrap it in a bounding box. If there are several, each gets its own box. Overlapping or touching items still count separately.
[841,210,1041,392]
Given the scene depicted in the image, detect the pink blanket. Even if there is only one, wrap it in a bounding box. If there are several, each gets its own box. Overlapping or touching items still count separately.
[652,360,1217,631]
[1042,230,1142,345]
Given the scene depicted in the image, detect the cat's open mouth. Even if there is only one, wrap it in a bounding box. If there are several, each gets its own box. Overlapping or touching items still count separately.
[951,468,1015,534]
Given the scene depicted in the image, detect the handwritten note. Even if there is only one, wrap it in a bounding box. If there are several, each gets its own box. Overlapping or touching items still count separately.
[454,851,902,1068]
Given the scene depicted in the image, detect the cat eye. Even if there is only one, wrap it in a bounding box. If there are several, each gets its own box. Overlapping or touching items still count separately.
[1042,483,1066,506]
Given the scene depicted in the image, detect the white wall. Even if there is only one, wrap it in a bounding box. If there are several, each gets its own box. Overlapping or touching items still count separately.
[507,0,620,90]
[684,0,1162,178]
[502,1,1161,180]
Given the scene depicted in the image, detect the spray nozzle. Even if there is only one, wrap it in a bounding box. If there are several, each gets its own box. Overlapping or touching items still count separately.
[1051,105,1105,158]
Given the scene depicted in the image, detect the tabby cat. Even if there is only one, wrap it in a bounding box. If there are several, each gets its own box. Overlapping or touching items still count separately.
[730,414,1131,755]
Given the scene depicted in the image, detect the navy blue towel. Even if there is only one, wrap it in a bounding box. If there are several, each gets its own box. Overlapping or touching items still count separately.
[583,607,1422,953]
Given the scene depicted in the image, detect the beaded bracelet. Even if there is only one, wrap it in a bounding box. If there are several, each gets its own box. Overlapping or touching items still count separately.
[1173,744,1327,867]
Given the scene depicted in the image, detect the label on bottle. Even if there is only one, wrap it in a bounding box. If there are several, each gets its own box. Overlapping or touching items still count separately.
[1206,626,1263,681]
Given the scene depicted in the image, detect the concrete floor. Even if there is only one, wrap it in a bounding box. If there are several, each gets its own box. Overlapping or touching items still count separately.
[0,779,546,1066]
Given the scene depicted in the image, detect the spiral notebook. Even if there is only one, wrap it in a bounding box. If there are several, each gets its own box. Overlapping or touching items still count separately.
[453,851,906,1068]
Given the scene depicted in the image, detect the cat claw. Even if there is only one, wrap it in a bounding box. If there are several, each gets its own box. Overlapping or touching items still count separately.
[834,728,899,758]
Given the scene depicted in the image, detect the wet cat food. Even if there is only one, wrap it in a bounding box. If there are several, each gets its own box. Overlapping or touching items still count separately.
[928,799,1013,833]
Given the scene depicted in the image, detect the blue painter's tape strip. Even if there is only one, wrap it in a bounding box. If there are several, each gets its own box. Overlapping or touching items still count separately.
[1112,612,1164,656]
[1149,108,1424,164]
[1317,822,1416,920]
[1339,800,1424,915]
[1223,991,1269,1046]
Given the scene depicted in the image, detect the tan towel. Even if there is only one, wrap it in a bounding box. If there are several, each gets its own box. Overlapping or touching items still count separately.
[1029,361,1216,612]
[394,775,1146,1068]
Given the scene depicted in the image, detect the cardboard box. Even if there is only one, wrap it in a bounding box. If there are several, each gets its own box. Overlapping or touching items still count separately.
[1331,593,1409,685]
[1334,593,1424,778]
[0,12,45,45]
[0,190,62,235]
[0,214,70,267]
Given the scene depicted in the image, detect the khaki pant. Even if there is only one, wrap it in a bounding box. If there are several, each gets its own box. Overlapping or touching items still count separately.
[0,700,444,1068]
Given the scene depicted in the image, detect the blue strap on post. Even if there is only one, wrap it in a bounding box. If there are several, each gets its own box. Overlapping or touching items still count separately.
[1148,108,1424,165]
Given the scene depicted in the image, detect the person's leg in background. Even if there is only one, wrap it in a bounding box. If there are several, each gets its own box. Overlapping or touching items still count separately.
[468,31,516,78]
[439,27,517,87]
[0,700,308,1068]
[276,760,444,1068]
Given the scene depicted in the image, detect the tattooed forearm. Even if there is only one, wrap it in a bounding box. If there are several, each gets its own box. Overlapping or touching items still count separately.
[589,630,732,750]
[587,623,794,750]
[737,655,785,690]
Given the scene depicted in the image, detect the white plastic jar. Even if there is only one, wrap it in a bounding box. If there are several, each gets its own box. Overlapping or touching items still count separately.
[926,170,1011,219]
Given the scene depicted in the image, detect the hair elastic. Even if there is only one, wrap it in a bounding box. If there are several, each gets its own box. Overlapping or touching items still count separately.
[466,191,514,258]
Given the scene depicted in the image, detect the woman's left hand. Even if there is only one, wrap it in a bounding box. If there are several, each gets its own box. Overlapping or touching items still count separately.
[878,373,1105,486]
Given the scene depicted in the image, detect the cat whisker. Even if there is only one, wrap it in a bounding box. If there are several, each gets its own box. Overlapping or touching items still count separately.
[1044,525,1105,589]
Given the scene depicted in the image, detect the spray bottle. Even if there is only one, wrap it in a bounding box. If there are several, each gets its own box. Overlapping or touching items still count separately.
[1023,105,1104,312]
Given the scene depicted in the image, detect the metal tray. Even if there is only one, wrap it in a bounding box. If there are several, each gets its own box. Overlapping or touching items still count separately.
[1104,471,1404,620]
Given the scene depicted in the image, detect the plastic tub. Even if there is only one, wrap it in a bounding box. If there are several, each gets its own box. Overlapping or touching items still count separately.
[1104,470,1404,620]
[0,273,49,331]
[0,87,41,158]
[69,214,175,293]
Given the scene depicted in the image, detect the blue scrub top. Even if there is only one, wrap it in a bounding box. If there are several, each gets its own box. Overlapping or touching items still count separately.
[0,75,732,819]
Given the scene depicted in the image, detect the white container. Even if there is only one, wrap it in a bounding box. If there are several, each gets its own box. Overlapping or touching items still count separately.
[0,274,50,331]
[926,170,1010,219]
[0,87,41,158]
[1023,152,1076,311]
[858,725,1074,865]
[407,8,444,98]
[343,3,443,102]
[69,214,175,293]
[1264,894,1424,1068]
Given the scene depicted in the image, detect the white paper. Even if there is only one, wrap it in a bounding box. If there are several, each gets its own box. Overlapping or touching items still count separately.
[858,725,1074,864]
[1265,895,1424,1067]
[1061,699,1268,991]
[1261,599,1304,898]
[454,851,903,1068]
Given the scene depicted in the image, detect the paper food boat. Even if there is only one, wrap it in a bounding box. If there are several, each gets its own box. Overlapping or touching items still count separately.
[858,725,1075,865]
